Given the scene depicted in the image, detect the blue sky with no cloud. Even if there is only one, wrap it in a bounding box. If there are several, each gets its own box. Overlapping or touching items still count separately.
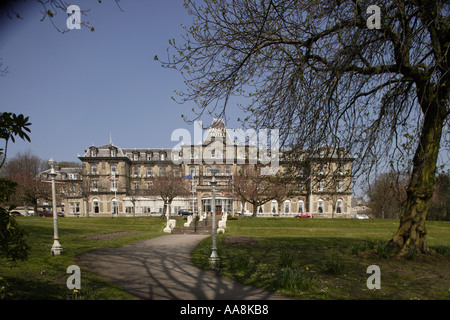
[0,1,245,163]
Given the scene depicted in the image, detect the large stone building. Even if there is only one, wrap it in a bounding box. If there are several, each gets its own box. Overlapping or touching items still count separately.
[47,119,354,218]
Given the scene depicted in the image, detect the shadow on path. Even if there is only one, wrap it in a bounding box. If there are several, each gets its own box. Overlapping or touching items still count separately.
[77,234,288,300]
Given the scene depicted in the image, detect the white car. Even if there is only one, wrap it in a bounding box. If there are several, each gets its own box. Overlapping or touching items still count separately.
[356,214,369,219]
[237,210,253,217]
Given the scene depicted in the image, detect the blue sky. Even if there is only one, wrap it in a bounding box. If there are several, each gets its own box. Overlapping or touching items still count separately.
[0,0,244,163]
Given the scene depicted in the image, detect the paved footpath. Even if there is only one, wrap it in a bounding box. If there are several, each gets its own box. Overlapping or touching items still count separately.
[77,234,288,300]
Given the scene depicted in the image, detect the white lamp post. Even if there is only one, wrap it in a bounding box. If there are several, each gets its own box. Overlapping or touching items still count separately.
[48,158,63,256]
[209,166,220,267]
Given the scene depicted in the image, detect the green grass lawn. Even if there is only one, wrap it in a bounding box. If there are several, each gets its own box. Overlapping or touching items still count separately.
[0,216,167,299]
[191,218,450,300]
[1,216,449,300]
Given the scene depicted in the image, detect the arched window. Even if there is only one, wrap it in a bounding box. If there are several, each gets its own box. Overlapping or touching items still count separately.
[93,198,99,214]
[112,198,118,215]
[318,199,324,214]
[271,200,277,214]
[336,199,343,214]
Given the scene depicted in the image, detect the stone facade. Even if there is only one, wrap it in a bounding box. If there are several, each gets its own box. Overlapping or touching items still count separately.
[44,119,354,218]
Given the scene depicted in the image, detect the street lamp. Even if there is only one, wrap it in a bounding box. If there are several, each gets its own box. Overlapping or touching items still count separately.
[48,158,63,256]
[209,166,220,267]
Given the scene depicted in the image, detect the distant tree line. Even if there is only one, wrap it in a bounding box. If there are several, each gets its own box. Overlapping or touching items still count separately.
[368,171,449,221]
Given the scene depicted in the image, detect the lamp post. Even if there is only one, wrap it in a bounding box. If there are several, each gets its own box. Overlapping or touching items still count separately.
[48,158,63,256]
[209,166,220,267]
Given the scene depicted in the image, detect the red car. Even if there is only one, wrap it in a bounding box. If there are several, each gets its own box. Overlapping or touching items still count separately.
[39,211,65,217]
[295,212,312,218]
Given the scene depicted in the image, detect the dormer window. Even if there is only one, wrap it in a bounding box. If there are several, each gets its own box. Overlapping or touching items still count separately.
[133,152,139,161]
[146,152,153,161]
[110,148,117,157]
[160,152,166,161]
[90,148,98,157]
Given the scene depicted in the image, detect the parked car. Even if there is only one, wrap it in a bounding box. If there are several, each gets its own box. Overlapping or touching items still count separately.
[178,209,193,216]
[150,212,162,217]
[356,214,369,219]
[39,211,64,217]
[295,212,312,218]
[237,210,253,217]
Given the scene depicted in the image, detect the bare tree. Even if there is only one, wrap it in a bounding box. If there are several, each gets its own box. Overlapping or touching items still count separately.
[367,172,408,219]
[232,165,278,217]
[2,151,50,214]
[149,173,190,219]
[160,0,449,256]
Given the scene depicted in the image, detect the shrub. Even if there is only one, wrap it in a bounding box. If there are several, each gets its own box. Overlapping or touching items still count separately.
[275,268,314,291]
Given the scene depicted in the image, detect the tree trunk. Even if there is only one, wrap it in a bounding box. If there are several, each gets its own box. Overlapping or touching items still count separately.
[388,93,445,256]
[252,203,258,217]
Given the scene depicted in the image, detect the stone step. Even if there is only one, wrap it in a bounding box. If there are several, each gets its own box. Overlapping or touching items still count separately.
[170,219,219,235]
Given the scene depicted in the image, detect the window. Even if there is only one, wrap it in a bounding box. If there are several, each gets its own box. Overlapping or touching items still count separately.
[112,198,118,215]
[298,200,304,214]
[337,181,344,192]
[160,152,166,161]
[318,180,324,191]
[92,180,98,192]
[111,180,118,192]
[336,199,343,214]
[146,152,152,161]
[271,200,277,214]
[111,149,116,157]
[134,182,139,190]
[111,165,117,173]
[146,182,152,189]
[190,166,195,176]
[318,165,324,175]
[173,167,179,177]
[90,149,97,157]
[147,168,152,177]
[160,167,166,176]
[225,166,231,175]
[134,168,139,177]
[93,198,99,214]
[91,165,97,174]
[284,200,290,214]
[133,152,139,161]
[318,199,324,214]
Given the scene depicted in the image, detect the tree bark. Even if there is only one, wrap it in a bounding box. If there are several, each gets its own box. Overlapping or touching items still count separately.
[388,92,446,256]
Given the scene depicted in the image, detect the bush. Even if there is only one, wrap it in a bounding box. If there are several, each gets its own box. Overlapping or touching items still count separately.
[275,268,314,291]
[324,259,344,275]
[279,250,296,268]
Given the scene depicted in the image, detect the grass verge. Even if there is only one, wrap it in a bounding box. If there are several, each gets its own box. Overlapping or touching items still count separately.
[191,218,450,299]
[0,216,166,299]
